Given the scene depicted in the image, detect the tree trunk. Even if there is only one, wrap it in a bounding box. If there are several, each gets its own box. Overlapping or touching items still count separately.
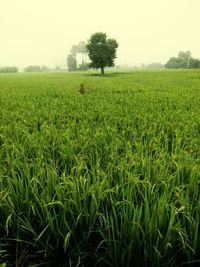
[101,66,104,76]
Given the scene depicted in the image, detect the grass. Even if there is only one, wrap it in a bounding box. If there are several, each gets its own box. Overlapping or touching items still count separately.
[0,70,200,266]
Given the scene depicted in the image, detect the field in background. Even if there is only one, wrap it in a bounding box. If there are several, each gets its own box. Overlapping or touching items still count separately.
[0,70,200,266]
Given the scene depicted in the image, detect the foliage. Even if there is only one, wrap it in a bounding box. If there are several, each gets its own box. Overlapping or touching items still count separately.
[86,32,118,75]
[67,54,77,71]
[0,66,18,73]
[0,71,200,266]
[165,51,200,69]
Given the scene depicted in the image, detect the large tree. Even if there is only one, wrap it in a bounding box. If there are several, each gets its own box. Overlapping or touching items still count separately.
[86,32,118,75]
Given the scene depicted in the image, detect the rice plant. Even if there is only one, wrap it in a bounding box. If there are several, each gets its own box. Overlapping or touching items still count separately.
[0,70,200,266]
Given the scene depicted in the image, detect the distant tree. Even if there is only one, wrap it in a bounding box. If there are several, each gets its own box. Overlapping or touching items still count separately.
[78,62,89,71]
[67,54,77,71]
[24,65,41,72]
[86,32,118,75]
[40,65,50,72]
[68,42,88,70]
[165,51,199,69]
[146,62,164,69]
[0,66,18,73]
[178,50,191,68]
[190,58,200,69]
[24,65,50,72]
[165,57,185,69]
[70,45,78,60]
[77,41,88,64]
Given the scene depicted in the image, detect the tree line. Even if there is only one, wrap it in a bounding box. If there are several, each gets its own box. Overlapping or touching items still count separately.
[0,66,18,73]
[0,65,52,73]
[1,35,200,74]
[165,51,200,69]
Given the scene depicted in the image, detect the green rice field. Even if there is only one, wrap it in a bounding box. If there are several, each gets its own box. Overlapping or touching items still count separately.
[0,70,200,266]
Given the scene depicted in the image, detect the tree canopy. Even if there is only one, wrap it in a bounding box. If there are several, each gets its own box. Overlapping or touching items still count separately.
[86,32,118,75]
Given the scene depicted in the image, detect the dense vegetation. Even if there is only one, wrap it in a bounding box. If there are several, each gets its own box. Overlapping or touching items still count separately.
[0,70,200,266]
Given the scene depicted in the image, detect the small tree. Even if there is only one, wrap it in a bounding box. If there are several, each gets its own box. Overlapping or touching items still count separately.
[86,32,118,75]
[67,54,77,71]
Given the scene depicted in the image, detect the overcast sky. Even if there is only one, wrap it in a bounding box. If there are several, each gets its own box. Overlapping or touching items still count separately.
[0,0,199,68]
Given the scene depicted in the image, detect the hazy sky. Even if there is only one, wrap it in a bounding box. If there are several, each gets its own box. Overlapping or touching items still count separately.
[0,0,200,68]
